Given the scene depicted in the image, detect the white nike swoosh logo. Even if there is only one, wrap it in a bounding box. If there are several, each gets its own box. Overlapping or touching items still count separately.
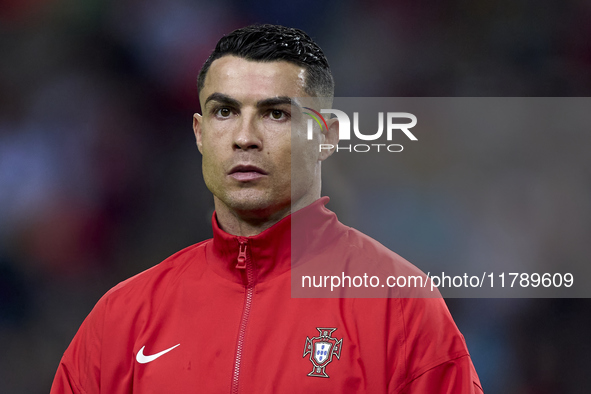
[136,344,180,364]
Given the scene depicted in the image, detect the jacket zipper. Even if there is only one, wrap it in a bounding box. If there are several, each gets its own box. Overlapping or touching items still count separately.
[236,241,247,269]
[232,239,254,394]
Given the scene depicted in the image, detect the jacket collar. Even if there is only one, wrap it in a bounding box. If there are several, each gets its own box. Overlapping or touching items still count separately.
[206,197,339,285]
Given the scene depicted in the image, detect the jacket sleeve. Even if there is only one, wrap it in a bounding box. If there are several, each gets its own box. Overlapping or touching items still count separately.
[51,361,85,394]
[390,297,483,393]
[396,354,483,393]
[50,295,107,394]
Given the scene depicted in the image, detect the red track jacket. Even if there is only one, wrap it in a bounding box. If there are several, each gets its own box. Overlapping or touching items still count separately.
[51,198,483,393]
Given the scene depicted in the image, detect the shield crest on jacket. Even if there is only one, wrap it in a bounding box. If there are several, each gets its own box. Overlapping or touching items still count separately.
[303,328,343,377]
[313,340,333,364]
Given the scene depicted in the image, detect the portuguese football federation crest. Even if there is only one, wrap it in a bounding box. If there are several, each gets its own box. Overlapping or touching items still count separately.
[303,328,343,377]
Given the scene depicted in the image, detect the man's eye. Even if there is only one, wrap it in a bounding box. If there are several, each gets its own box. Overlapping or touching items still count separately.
[216,108,232,117]
[270,109,286,120]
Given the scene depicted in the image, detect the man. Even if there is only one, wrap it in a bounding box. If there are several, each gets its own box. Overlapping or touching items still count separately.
[51,24,483,393]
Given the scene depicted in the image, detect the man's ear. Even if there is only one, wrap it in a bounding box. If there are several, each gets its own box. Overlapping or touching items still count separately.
[318,117,339,161]
[193,113,203,154]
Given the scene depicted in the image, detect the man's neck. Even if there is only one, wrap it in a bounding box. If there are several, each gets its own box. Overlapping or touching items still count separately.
[215,206,290,237]
[214,195,318,237]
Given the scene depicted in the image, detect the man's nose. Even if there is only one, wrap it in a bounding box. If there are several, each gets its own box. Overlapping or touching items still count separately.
[233,113,263,151]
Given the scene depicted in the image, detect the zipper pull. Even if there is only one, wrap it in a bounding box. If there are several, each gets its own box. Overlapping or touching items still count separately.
[236,240,248,269]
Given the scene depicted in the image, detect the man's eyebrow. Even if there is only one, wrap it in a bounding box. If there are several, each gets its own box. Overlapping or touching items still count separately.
[204,93,241,107]
[204,94,303,110]
[256,96,297,108]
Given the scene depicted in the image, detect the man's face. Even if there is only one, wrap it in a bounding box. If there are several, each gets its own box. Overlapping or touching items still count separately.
[193,55,323,221]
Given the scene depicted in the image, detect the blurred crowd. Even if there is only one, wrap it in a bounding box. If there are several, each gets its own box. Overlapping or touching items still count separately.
[1,0,590,392]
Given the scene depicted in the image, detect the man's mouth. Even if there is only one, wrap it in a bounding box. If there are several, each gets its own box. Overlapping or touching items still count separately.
[228,165,268,182]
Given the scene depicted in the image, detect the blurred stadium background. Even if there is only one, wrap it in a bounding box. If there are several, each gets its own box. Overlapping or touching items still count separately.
[1,0,590,392]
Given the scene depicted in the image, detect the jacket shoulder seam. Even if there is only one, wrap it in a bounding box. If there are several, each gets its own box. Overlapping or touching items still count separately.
[392,352,472,393]
[104,240,210,299]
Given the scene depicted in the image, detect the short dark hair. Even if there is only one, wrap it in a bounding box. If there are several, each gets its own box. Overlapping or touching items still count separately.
[197,24,334,98]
